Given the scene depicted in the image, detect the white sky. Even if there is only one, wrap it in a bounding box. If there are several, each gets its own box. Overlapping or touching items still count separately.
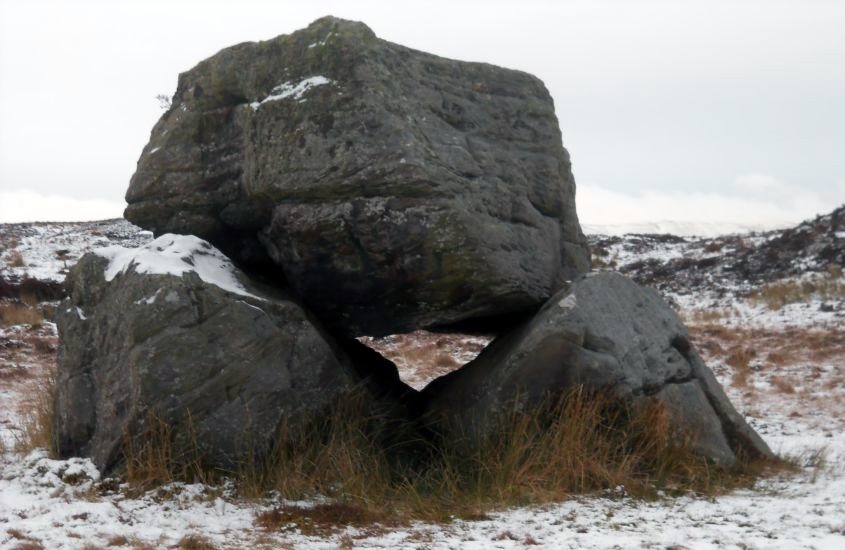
[1,0,843,226]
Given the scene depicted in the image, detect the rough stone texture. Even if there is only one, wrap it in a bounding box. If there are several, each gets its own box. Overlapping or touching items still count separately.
[124,16,590,337]
[419,272,773,466]
[55,242,413,472]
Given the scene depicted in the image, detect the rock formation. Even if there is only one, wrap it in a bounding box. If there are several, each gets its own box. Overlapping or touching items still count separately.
[55,234,413,472]
[420,273,773,466]
[124,16,590,337]
[54,17,772,474]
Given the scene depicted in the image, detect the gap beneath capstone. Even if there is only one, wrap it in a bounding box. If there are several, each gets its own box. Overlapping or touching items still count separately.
[358,330,493,390]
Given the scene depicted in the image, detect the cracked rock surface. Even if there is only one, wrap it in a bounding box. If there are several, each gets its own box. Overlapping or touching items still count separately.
[124,16,590,337]
[419,272,773,466]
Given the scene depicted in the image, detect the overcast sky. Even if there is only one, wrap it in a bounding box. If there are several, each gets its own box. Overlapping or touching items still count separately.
[1,0,843,228]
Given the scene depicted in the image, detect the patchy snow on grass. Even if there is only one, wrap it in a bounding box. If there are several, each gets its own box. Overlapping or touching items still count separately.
[2,215,845,548]
[360,330,492,390]
[582,220,781,238]
[250,75,334,110]
[1,420,843,548]
[0,451,259,549]
[0,219,150,283]
[95,233,263,300]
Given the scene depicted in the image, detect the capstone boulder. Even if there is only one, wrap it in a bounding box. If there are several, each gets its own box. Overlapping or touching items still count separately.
[124,16,590,337]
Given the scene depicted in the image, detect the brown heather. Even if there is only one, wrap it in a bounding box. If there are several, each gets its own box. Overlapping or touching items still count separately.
[14,371,56,455]
[689,323,845,377]
[748,265,845,310]
[0,301,44,328]
[23,375,775,525]
[205,388,768,521]
[5,249,25,267]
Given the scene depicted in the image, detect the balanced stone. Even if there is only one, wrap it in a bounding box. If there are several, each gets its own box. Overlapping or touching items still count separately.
[125,16,591,337]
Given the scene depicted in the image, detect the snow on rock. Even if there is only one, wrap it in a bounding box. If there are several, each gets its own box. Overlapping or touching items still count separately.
[94,233,263,300]
[133,289,161,305]
[249,75,334,109]
[307,32,334,48]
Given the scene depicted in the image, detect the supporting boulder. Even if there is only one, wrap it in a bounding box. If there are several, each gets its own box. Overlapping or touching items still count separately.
[55,234,413,472]
[419,272,773,466]
[124,16,590,337]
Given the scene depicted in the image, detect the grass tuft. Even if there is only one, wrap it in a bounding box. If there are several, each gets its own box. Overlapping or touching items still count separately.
[255,503,395,536]
[749,266,845,310]
[5,250,25,267]
[26,377,771,525]
[237,386,764,522]
[727,348,756,388]
[176,534,216,550]
[122,412,210,491]
[0,301,44,328]
[14,372,57,456]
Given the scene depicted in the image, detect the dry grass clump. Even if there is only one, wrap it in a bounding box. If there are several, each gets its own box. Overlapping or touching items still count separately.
[175,534,217,550]
[123,413,210,491]
[240,387,760,523]
[749,265,845,310]
[689,323,845,381]
[14,371,57,455]
[17,368,767,528]
[106,535,130,547]
[591,254,619,270]
[0,301,44,328]
[5,528,44,549]
[418,389,738,512]
[255,503,396,536]
[237,391,403,503]
[5,249,25,267]
[703,241,723,253]
[770,376,796,394]
[688,308,736,324]
[726,348,756,388]
[112,385,758,524]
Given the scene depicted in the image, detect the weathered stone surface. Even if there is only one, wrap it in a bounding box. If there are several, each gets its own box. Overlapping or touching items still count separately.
[124,16,590,337]
[55,234,413,472]
[419,272,772,466]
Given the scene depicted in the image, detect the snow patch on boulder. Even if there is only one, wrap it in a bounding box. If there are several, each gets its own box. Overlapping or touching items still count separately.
[94,234,262,300]
[250,75,334,109]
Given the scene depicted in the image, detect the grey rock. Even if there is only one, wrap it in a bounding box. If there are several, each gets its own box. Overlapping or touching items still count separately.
[124,16,590,337]
[55,235,413,472]
[419,272,772,466]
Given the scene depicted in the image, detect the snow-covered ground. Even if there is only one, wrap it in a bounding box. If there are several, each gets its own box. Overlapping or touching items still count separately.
[1,219,844,549]
[0,219,151,283]
[582,220,786,238]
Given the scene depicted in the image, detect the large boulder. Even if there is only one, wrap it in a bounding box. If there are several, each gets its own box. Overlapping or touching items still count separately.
[419,272,773,466]
[55,234,413,472]
[124,16,590,337]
